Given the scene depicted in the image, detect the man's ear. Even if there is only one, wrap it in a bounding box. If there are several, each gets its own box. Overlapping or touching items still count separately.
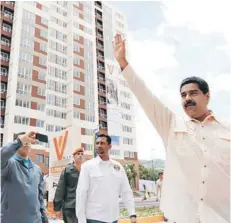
[205,92,210,102]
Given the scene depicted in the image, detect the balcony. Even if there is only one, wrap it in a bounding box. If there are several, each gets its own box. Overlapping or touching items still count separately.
[0,72,8,82]
[1,39,11,52]
[99,100,106,105]
[2,24,12,37]
[95,1,102,9]
[99,125,107,130]
[96,34,103,40]
[96,23,103,30]
[96,13,102,20]
[3,10,14,22]
[0,57,9,67]
[97,65,105,73]
[97,53,104,60]
[96,43,104,50]
[1,1,14,10]
[99,113,107,121]
[98,88,106,93]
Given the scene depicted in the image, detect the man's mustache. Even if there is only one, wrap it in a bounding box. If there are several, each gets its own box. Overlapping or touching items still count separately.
[185,100,196,108]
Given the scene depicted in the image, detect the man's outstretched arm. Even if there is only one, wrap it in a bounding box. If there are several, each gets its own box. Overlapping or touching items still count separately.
[113,34,174,146]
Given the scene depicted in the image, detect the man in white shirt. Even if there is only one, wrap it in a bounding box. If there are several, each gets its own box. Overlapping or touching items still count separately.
[113,34,230,223]
[76,134,136,223]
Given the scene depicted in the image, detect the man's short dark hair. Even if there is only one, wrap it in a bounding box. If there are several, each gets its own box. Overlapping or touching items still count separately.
[13,132,25,140]
[180,76,209,94]
[96,134,112,145]
[159,172,163,176]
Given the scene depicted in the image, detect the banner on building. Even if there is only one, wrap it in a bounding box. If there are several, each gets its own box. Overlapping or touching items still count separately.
[106,78,119,105]
[48,126,81,202]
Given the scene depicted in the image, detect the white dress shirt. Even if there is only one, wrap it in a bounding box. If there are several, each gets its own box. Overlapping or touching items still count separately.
[122,65,230,223]
[76,156,135,223]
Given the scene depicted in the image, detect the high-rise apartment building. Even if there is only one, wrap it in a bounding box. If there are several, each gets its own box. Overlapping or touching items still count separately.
[1,1,139,187]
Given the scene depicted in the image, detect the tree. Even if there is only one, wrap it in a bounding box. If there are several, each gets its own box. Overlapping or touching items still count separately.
[124,163,137,188]
[139,164,150,180]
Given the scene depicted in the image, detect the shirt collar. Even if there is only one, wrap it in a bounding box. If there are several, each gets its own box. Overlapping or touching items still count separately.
[183,110,221,124]
[13,154,33,168]
[95,156,113,165]
[14,154,29,161]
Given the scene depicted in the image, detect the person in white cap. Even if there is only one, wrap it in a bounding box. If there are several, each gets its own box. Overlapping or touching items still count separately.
[53,147,84,223]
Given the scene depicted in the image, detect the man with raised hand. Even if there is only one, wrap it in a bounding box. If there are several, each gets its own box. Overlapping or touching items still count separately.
[113,34,230,223]
[1,131,48,223]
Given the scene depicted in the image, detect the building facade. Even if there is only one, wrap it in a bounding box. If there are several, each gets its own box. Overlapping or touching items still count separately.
[1,1,139,187]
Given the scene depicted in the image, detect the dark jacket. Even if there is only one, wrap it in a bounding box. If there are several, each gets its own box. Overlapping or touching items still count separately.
[1,140,48,223]
[53,163,80,211]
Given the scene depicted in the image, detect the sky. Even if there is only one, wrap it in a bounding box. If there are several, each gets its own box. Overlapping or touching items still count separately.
[111,1,231,160]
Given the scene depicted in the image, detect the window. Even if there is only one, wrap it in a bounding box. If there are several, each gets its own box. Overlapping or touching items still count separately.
[16,83,31,95]
[40,29,48,39]
[40,43,47,52]
[120,91,131,99]
[15,99,30,108]
[121,102,131,110]
[0,67,8,76]
[0,100,5,108]
[120,79,128,87]
[55,96,67,108]
[1,37,11,47]
[19,52,33,63]
[23,10,35,21]
[48,66,67,80]
[110,149,120,156]
[36,119,45,128]
[18,67,32,79]
[1,52,9,61]
[45,156,49,167]
[39,57,47,66]
[86,102,94,112]
[85,115,94,122]
[36,154,44,163]
[122,125,132,133]
[49,40,67,54]
[2,23,12,32]
[41,18,48,26]
[37,104,45,111]
[73,95,80,105]
[73,70,81,78]
[21,37,34,48]
[46,124,54,132]
[1,83,7,93]
[22,24,35,35]
[73,111,80,119]
[74,33,80,41]
[49,53,67,67]
[14,116,29,125]
[74,43,81,53]
[123,137,134,145]
[46,109,66,119]
[83,143,92,151]
[38,72,46,80]
[0,117,4,128]
[85,128,94,136]
[37,88,46,96]
[74,58,81,66]
[73,81,80,91]
[121,114,132,121]
[124,151,135,158]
